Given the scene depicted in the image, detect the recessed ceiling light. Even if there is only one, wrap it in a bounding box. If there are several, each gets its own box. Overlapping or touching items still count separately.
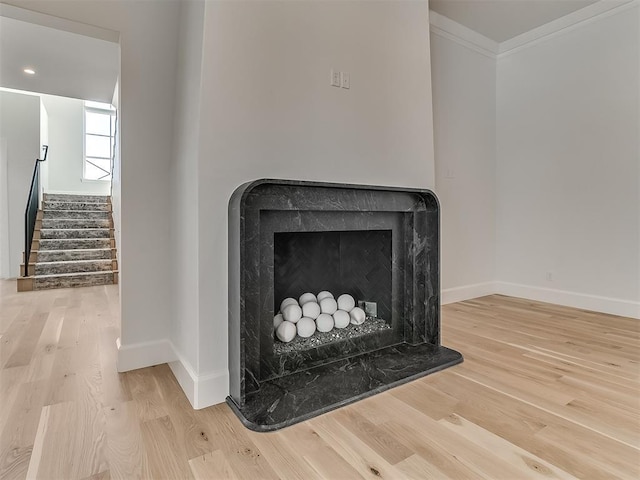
[23,68,36,75]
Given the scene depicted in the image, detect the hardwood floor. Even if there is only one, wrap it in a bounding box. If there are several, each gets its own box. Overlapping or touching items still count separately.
[1,279,638,479]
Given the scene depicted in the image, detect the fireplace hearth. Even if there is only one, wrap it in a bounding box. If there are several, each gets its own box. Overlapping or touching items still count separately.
[228,179,463,431]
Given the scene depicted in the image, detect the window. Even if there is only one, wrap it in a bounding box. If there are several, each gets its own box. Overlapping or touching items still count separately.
[84,101,116,181]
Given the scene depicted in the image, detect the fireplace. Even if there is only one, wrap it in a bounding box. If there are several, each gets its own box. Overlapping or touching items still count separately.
[272,229,393,356]
[228,179,462,431]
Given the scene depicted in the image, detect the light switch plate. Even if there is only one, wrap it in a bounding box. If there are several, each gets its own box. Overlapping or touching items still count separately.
[340,71,350,89]
[330,69,340,87]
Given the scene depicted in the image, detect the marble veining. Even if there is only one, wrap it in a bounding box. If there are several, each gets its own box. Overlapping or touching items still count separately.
[39,238,111,250]
[40,228,111,239]
[30,193,117,291]
[35,259,113,275]
[41,218,110,229]
[43,210,110,220]
[34,271,114,289]
[44,201,110,212]
[228,179,462,431]
[37,248,113,262]
[44,193,108,203]
[228,343,462,432]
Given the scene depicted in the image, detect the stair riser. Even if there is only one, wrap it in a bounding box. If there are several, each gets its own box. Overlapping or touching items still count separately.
[33,272,114,290]
[44,194,109,203]
[40,229,111,240]
[37,249,113,262]
[41,219,110,229]
[44,202,110,212]
[39,239,112,250]
[43,210,110,220]
[35,261,113,275]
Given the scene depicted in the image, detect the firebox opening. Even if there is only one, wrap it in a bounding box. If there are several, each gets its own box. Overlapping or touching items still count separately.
[273,229,393,353]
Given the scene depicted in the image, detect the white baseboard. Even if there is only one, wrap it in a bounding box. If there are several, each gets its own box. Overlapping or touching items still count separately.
[167,342,228,409]
[115,337,228,408]
[441,281,639,319]
[495,282,640,319]
[442,282,497,305]
[116,338,176,372]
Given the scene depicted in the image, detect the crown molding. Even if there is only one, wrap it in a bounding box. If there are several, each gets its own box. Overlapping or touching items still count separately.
[429,0,638,60]
[498,0,638,56]
[0,2,120,43]
[429,10,498,59]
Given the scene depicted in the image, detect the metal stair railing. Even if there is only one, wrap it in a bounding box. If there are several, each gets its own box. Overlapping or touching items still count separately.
[23,145,48,277]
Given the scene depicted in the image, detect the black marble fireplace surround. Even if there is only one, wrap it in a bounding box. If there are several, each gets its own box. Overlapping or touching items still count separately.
[227,179,463,431]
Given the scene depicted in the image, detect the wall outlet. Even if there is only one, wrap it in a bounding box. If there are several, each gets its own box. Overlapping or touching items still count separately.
[340,71,350,89]
[546,272,553,281]
[330,69,340,87]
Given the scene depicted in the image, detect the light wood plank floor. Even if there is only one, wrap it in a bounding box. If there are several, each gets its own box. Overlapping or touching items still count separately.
[1,279,638,479]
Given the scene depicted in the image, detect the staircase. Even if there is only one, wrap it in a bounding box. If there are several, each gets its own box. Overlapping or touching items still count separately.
[17,193,118,291]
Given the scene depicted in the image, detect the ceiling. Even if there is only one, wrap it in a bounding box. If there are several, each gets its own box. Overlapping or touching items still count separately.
[0,0,617,100]
[430,0,601,43]
[0,15,119,103]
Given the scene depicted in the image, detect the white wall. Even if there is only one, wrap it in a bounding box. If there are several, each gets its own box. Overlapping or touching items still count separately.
[6,0,181,365]
[169,0,436,407]
[40,94,110,196]
[0,138,8,275]
[39,99,48,195]
[110,80,121,269]
[169,0,204,391]
[430,30,497,303]
[0,90,40,278]
[496,5,640,316]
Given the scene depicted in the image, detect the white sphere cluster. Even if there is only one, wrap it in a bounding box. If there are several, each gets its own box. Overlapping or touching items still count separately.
[274,292,367,343]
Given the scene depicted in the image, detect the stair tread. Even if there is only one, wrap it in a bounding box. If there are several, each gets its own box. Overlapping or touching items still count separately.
[43,221,110,224]
[43,208,109,211]
[43,205,110,212]
[39,241,111,244]
[25,255,113,265]
[44,200,108,204]
[44,204,108,208]
[36,258,112,265]
[40,227,112,230]
[40,237,111,241]
[33,248,114,253]
[31,270,118,279]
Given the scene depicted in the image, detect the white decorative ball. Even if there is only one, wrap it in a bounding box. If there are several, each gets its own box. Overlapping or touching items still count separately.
[302,301,321,320]
[282,304,302,324]
[297,317,316,338]
[333,310,350,329]
[299,292,317,306]
[273,314,284,331]
[337,294,356,312]
[317,291,334,302]
[319,297,338,315]
[276,321,296,342]
[316,313,334,333]
[349,307,366,325]
[280,297,298,312]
